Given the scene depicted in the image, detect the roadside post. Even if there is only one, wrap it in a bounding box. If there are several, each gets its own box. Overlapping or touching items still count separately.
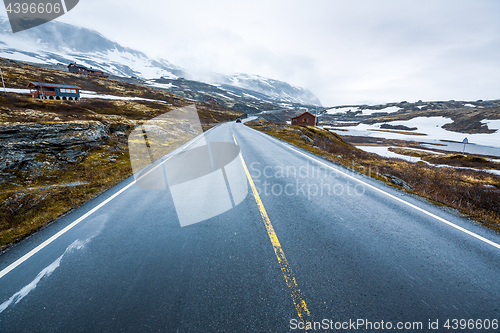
[0,68,6,95]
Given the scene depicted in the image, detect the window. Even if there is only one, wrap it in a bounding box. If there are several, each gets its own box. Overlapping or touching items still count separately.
[59,88,77,94]
[302,118,308,123]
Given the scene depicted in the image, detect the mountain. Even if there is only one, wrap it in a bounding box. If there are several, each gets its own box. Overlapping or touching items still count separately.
[144,77,318,114]
[206,73,321,106]
[0,16,187,79]
[0,16,321,107]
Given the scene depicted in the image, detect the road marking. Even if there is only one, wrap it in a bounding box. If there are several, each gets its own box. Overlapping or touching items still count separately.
[0,159,170,280]
[254,128,500,251]
[233,134,312,326]
[0,180,135,280]
[0,127,216,280]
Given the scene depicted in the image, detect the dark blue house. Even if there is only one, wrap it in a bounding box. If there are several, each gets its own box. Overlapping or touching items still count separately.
[27,82,81,101]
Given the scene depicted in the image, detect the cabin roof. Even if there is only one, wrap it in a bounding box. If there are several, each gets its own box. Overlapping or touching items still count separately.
[68,63,103,72]
[291,111,316,120]
[27,81,81,89]
[68,62,88,69]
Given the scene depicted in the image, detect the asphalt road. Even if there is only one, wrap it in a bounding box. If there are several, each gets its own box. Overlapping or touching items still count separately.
[1,121,500,332]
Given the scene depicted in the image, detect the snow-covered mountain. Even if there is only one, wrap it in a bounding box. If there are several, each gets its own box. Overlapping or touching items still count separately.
[206,73,321,106]
[0,16,321,106]
[0,16,187,79]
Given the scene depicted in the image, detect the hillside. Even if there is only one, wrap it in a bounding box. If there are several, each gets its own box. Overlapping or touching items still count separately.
[257,99,500,140]
[321,100,500,133]
[0,57,243,249]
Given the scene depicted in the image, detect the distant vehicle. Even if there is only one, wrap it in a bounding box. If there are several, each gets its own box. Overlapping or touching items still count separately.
[236,118,242,123]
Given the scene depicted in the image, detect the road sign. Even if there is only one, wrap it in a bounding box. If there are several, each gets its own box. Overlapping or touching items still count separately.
[462,137,468,153]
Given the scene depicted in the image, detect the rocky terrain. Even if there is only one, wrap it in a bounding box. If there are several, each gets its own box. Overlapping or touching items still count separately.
[355,100,500,134]
[257,99,500,134]
[0,121,110,177]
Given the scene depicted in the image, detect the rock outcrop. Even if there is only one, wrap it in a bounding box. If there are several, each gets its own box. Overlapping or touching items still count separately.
[0,121,112,174]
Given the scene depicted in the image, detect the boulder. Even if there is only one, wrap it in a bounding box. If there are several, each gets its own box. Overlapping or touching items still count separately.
[383,174,413,191]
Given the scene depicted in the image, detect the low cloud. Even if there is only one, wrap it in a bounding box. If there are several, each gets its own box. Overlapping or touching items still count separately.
[18,0,499,106]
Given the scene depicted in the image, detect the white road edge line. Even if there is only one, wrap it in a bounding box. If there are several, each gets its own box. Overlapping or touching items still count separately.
[0,126,217,280]
[0,181,133,280]
[251,128,500,251]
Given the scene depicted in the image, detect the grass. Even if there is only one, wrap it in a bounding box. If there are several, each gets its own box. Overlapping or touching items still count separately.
[0,93,241,127]
[0,135,132,248]
[246,120,500,231]
[389,148,500,170]
[388,147,438,158]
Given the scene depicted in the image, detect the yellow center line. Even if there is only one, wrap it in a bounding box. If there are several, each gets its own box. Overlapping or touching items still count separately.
[233,134,312,327]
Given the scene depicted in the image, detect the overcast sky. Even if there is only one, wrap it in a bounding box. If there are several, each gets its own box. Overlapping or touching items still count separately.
[7,0,500,106]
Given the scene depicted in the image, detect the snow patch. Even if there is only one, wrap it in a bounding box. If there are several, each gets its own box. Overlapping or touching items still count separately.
[327,106,400,115]
[215,92,233,100]
[146,81,177,90]
[357,145,500,175]
[80,91,170,103]
[357,146,422,163]
[326,106,360,114]
[333,116,500,151]
[482,119,500,131]
[2,88,30,94]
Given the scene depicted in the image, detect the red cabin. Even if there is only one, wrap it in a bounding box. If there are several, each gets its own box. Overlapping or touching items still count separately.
[291,111,317,126]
